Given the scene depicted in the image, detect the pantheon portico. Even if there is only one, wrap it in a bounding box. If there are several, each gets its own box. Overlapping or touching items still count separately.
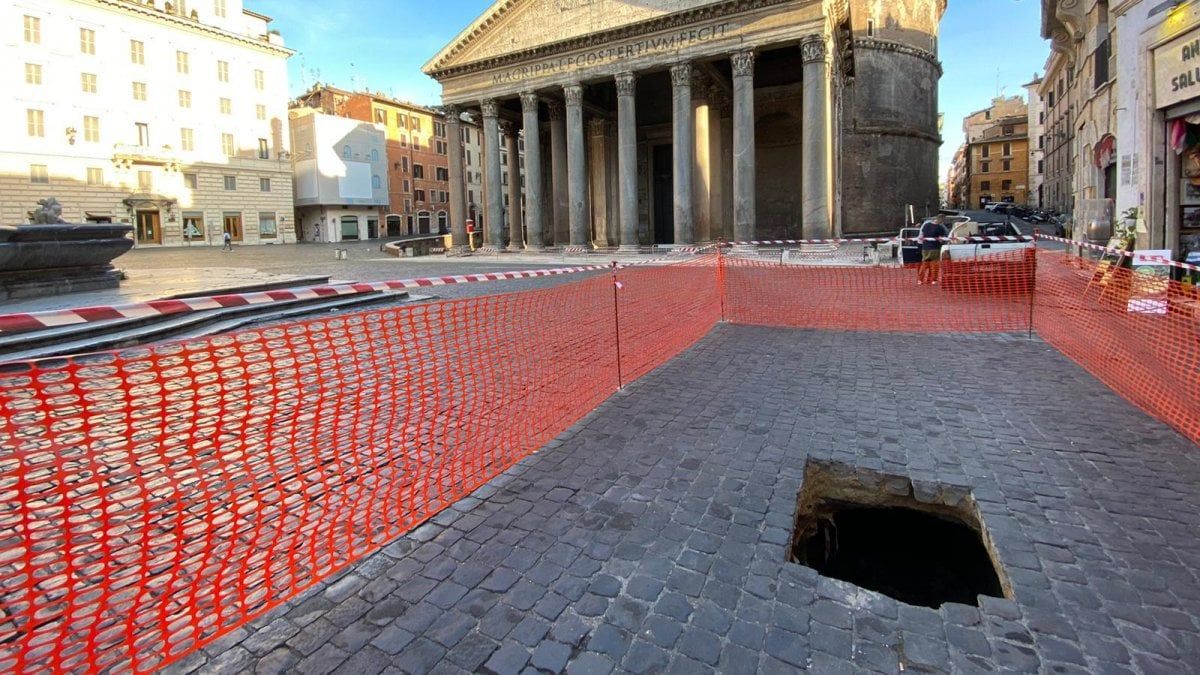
[423,0,946,251]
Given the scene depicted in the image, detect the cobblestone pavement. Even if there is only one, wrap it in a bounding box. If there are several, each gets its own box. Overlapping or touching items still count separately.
[169,326,1200,675]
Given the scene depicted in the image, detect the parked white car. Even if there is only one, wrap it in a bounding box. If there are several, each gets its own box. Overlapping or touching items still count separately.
[939,220,1032,261]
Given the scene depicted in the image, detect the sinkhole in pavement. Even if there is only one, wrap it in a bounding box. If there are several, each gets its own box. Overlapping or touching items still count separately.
[789,461,1011,609]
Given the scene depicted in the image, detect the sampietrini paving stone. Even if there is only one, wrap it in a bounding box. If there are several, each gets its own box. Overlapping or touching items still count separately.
[167,325,1200,674]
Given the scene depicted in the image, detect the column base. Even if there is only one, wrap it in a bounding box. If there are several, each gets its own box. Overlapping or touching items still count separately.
[507,243,525,252]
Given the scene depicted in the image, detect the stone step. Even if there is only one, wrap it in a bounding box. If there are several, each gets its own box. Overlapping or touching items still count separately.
[0,289,419,364]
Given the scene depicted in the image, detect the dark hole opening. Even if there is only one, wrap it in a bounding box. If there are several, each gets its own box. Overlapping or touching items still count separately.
[792,504,1005,609]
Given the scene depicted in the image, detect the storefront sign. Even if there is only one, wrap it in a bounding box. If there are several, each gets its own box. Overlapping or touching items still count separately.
[1155,28,1200,109]
[1128,249,1173,314]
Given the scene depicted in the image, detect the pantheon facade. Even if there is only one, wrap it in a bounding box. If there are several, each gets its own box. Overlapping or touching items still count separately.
[424,0,946,251]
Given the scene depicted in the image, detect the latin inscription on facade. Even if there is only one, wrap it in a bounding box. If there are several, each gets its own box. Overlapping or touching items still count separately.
[491,22,732,85]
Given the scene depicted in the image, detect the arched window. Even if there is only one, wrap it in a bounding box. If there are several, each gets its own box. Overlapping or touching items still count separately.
[437,211,448,234]
[417,210,431,235]
[370,149,379,162]
[372,175,382,189]
[342,145,351,159]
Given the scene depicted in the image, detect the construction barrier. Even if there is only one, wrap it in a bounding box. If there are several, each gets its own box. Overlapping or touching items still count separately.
[1033,247,1200,445]
[0,257,721,673]
[1,244,1198,672]
[724,248,1036,333]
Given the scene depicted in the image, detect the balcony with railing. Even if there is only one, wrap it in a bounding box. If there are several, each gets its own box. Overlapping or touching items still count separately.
[111,144,181,171]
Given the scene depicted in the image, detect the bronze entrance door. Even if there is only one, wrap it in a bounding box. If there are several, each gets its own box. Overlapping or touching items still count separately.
[223,213,244,242]
[135,210,162,245]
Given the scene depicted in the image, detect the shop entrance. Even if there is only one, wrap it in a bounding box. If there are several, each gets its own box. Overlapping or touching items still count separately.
[223,213,243,242]
[135,210,162,245]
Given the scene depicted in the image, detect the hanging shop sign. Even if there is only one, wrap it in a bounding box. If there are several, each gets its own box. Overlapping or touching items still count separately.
[1156,27,1200,109]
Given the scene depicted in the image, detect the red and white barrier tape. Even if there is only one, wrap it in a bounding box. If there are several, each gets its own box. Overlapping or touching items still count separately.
[1034,234,1200,274]
[0,262,673,335]
[728,236,1034,246]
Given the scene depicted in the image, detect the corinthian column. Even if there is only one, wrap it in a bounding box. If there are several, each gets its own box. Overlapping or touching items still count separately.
[481,99,505,251]
[445,105,468,251]
[520,92,544,250]
[731,50,757,246]
[549,101,568,246]
[564,83,590,249]
[801,37,833,240]
[503,121,523,250]
[671,62,694,245]
[616,72,639,252]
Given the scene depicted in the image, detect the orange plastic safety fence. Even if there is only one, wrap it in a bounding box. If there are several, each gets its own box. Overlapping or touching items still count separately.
[614,259,723,385]
[723,250,1036,333]
[4,248,1200,673]
[0,263,721,673]
[1033,250,1200,445]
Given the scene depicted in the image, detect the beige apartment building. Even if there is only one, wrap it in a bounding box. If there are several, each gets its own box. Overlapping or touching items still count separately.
[1,0,295,247]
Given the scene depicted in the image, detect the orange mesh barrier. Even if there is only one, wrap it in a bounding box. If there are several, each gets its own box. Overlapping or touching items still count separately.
[723,249,1036,333]
[1033,250,1200,445]
[0,259,720,673]
[3,247,1200,672]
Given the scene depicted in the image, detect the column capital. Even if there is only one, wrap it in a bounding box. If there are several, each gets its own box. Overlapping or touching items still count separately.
[519,92,540,113]
[588,118,608,137]
[563,84,584,107]
[443,104,462,119]
[731,50,756,77]
[800,36,826,64]
[481,99,500,118]
[670,62,692,88]
[499,120,517,136]
[547,100,565,121]
[615,72,636,97]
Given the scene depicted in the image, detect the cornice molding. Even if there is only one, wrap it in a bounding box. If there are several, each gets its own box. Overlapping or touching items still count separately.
[847,125,942,144]
[1054,0,1086,41]
[425,0,793,80]
[852,37,943,76]
[94,0,293,56]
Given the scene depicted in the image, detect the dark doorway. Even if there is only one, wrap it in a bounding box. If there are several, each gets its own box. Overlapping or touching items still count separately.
[652,144,674,245]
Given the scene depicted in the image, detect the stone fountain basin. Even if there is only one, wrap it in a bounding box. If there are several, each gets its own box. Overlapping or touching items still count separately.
[0,224,134,272]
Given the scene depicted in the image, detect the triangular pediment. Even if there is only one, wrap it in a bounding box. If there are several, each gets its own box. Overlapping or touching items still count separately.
[424,0,726,75]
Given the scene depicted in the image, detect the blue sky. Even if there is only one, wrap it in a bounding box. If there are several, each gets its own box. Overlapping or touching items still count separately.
[250,0,1048,178]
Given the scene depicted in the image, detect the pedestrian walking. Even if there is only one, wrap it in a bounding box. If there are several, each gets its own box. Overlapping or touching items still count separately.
[917,214,948,285]
[222,230,233,251]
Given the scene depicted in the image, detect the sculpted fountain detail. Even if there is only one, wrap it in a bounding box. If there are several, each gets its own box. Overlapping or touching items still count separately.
[0,198,135,300]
